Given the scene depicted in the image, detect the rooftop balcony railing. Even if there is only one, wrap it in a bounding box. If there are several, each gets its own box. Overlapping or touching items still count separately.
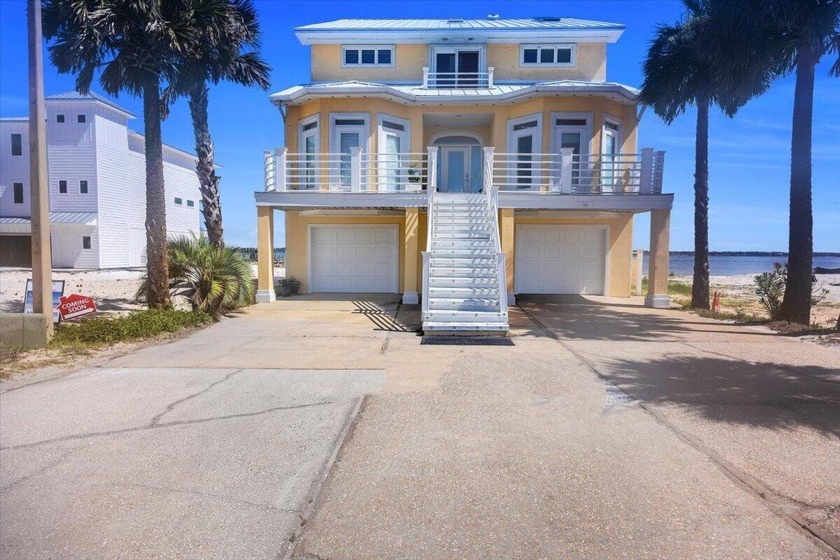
[421,67,494,89]
[264,146,665,195]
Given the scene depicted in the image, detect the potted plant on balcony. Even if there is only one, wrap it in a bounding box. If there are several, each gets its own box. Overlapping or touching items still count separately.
[408,163,422,185]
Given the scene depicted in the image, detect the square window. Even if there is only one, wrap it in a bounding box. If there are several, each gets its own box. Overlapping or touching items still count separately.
[13,182,23,204]
[57,114,65,123]
[186,200,195,207]
[361,49,375,64]
[344,49,359,65]
[523,48,538,64]
[557,48,572,64]
[77,114,86,123]
[377,49,392,64]
[59,180,67,193]
[82,236,91,249]
[174,197,183,205]
[11,133,22,156]
[540,48,555,63]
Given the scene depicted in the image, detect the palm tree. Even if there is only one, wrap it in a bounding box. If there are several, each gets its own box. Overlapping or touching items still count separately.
[166,0,270,248]
[726,0,840,325]
[43,0,196,309]
[640,0,773,310]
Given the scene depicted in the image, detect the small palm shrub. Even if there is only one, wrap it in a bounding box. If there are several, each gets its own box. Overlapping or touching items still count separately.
[137,235,254,318]
[754,262,787,320]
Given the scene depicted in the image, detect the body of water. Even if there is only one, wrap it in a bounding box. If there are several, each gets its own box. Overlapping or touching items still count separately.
[644,254,840,276]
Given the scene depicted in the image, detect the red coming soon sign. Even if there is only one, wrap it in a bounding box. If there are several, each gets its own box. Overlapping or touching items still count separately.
[58,294,98,321]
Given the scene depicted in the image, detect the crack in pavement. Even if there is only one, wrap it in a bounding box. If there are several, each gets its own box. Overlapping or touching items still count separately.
[1,400,335,452]
[1,447,82,492]
[150,369,243,426]
[119,482,303,513]
[517,303,840,555]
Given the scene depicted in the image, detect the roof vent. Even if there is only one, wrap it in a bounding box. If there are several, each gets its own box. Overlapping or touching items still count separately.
[534,16,562,22]
[447,18,465,24]
[487,14,500,20]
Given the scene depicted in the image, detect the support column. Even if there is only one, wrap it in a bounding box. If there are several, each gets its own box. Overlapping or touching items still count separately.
[645,209,671,308]
[403,207,419,304]
[499,208,515,304]
[256,206,275,303]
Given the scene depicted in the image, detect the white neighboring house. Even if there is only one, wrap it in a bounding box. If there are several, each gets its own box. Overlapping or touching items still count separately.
[0,91,201,269]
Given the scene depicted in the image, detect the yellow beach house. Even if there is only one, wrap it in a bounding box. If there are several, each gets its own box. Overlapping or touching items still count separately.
[255,17,673,333]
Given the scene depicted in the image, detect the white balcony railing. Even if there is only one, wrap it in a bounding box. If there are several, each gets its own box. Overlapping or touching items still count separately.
[264,147,665,195]
[422,67,494,89]
[491,148,665,194]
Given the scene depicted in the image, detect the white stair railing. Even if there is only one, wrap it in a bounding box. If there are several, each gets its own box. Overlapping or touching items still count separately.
[422,146,439,315]
[482,147,508,316]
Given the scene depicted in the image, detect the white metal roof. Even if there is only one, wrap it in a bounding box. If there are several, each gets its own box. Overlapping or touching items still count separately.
[295,17,624,44]
[46,91,136,119]
[0,212,97,226]
[270,80,640,106]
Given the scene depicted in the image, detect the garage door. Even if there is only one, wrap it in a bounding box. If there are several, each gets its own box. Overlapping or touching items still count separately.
[310,225,398,293]
[515,225,606,294]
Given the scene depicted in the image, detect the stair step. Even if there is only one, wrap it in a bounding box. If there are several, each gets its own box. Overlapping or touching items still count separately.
[431,243,494,252]
[428,298,500,311]
[430,257,497,267]
[429,267,496,277]
[429,286,499,298]
[431,248,495,257]
[423,310,508,322]
[423,321,509,332]
[433,231,491,239]
[429,276,498,287]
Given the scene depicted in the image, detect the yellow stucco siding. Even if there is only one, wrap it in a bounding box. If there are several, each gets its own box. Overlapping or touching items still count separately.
[309,43,606,83]
[512,212,634,297]
[488,43,606,81]
[311,44,428,82]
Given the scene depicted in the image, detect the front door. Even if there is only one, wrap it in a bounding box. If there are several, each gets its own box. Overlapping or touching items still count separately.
[440,146,470,193]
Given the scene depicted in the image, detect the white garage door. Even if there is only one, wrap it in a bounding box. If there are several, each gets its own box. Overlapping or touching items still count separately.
[515,225,606,295]
[310,225,398,293]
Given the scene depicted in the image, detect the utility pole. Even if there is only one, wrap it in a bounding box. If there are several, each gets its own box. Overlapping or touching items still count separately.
[28,0,53,338]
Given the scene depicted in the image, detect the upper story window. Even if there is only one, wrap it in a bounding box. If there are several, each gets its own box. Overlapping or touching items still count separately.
[428,45,487,88]
[342,45,395,67]
[11,134,22,156]
[80,180,89,194]
[13,182,24,204]
[57,114,65,123]
[77,114,86,123]
[82,236,91,249]
[521,44,575,67]
[174,197,183,205]
[186,200,195,207]
[59,180,67,193]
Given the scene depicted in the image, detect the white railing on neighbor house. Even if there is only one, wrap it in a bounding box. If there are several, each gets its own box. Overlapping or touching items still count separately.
[264,147,429,192]
[422,67,495,89]
[421,147,439,317]
[491,148,665,194]
[483,147,508,313]
[264,146,665,195]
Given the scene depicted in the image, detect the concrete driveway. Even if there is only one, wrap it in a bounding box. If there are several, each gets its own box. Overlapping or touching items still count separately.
[2,295,838,559]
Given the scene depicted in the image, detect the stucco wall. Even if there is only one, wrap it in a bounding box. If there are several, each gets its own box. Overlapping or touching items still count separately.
[488,43,606,81]
[311,44,428,82]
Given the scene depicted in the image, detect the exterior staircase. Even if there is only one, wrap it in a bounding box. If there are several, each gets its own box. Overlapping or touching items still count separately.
[422,191,509,334]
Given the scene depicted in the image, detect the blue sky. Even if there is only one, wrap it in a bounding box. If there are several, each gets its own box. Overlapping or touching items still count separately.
[1,0,838,251]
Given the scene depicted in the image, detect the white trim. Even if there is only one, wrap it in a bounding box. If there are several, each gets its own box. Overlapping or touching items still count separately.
[549,112,593,155]
[296,29,625,46]
[428,130,485,145]
[376,113,411,191]
[428,44,487,75]
[329,112,371,189]
[307,223,400,294]
[340,45,395,67]
[514,224,609,296]
[601,114,622,193]
[507,113,544,191]
[520,43,576,67]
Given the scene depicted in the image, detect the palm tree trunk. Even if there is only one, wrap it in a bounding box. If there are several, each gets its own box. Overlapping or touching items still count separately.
[691,95,711,309]
[142,77,171,309]
[780,46,815,325]
[188,83,224,248]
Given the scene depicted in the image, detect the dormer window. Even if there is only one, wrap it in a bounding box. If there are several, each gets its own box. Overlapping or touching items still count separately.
[521,44,575,67]
[342,45,395,67]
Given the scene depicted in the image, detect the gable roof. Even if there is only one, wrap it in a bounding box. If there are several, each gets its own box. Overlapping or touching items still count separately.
[295,17,625,44]
[46,91,136,119]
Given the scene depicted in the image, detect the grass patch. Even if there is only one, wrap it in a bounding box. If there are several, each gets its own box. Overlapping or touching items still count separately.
[50,309,213,347]
[641,278,693,296]
[696,309,765,323]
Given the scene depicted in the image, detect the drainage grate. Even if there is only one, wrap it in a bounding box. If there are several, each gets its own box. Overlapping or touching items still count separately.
[421,336,515,346]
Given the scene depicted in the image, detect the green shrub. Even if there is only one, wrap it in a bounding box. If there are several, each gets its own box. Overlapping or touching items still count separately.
[754,262,787,320]
[137,235,254,318]
[51,309,212,346]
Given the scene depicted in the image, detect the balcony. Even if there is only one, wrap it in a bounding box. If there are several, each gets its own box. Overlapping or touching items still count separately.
[421,67,494,89]
[259,147,670,211]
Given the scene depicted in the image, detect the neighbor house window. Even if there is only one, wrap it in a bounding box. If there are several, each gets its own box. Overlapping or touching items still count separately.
[59,180,67,193]
[521,44,575,66]
[186,200,194,207]
[77,114,86,123]
[80,180,88,194]
[57,114,65,123]
[82,236,91,249]
[174,197,182,205]
[13,182,24,204]
[342,45,395,67]
[11,134,22,156]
